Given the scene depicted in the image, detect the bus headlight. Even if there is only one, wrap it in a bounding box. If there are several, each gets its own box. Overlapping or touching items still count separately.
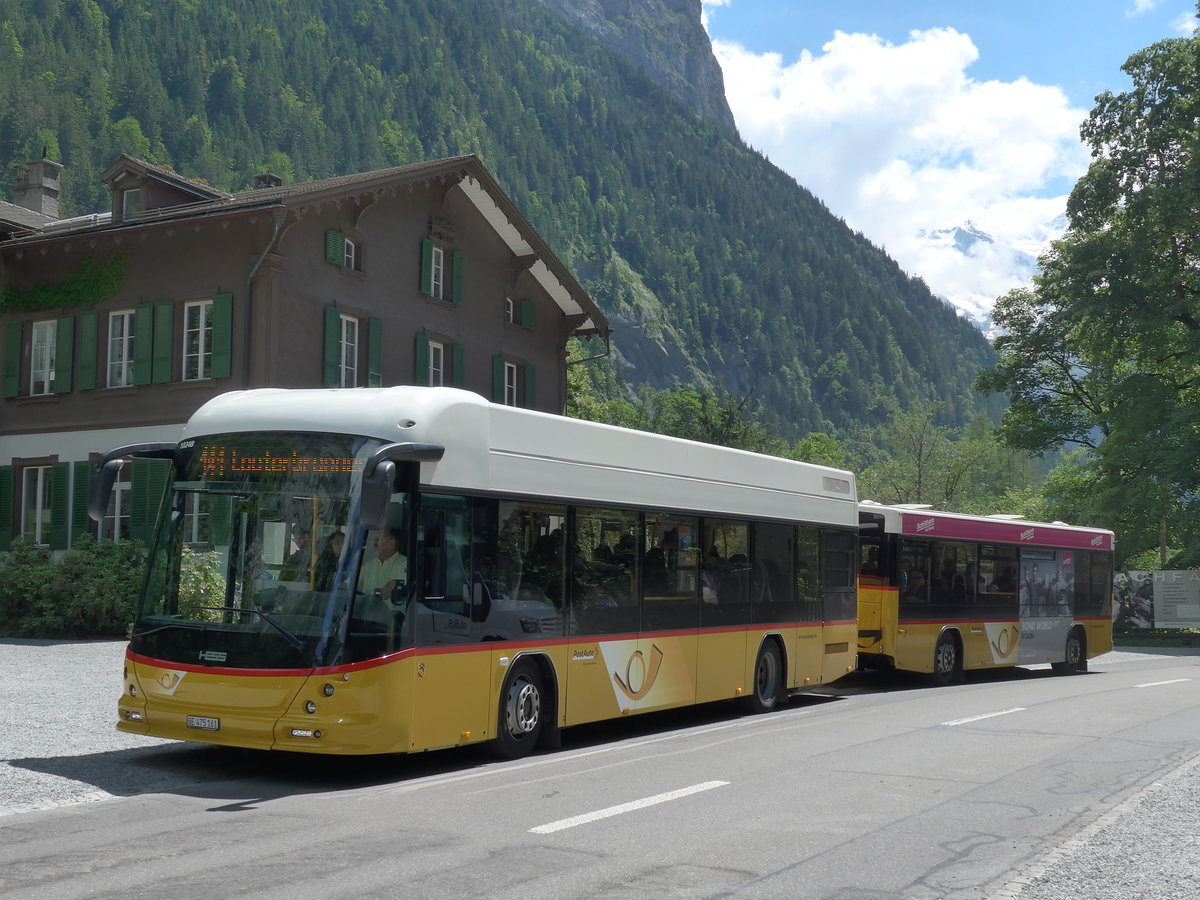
[305,700,317,714]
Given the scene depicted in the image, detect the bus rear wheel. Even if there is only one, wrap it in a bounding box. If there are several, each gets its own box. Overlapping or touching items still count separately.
[745,641,783,714]
[931,632,962,687]
[494,660,544,758]
[1052,628,1087,675]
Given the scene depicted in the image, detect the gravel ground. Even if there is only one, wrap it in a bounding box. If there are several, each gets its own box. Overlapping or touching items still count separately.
[3,639,1198,900]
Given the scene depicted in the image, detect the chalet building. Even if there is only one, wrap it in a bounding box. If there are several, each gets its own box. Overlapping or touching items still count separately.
[0,154,609,551]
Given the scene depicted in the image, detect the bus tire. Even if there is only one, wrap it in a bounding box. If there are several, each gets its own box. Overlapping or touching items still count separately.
[494,660,544,759]
[1052,628,1087,675]
[746,641,783,714]
[931,631,962,687]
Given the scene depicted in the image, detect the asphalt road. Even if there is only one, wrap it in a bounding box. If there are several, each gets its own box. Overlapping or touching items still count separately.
[1,640,1198,899]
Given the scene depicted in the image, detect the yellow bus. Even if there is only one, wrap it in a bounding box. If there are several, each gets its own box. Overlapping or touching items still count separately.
[93,386,860,757]
[856,502,1114,685]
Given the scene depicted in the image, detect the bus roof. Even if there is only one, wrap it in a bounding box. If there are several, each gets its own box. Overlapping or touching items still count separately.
[184,387,858,526]
[858,501,1115,551]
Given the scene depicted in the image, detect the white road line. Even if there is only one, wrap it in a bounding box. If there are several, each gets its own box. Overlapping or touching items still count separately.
[1135,678,1192,688]
[529,780,729,834]
[942,708,1026,727]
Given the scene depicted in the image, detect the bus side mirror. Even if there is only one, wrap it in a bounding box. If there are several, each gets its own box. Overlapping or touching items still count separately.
[361,460,396,531]
[87,442,177,523]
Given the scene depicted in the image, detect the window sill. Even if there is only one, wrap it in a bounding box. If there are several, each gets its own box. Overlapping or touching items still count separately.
[12,393,60,406]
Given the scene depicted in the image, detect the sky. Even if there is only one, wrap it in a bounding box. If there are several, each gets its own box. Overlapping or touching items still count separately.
[701,0,1197,324]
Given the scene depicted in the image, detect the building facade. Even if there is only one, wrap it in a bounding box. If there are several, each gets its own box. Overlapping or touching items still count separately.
[0,154,608,549]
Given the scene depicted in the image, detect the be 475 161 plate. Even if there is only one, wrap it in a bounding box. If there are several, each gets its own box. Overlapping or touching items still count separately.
[186,715,220,731]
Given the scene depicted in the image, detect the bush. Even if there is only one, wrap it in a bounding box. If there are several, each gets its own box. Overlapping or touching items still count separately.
[0,536,147,638]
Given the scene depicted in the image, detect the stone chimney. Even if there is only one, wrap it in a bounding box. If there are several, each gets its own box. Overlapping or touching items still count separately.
[14,155,64,218]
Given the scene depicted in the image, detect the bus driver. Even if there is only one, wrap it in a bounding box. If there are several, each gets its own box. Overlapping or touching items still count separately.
[359,529,407,601]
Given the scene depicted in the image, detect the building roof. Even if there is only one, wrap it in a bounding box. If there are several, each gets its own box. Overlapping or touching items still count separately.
[3,154,608,337]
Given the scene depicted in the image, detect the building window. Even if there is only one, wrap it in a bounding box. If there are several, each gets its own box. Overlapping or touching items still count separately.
[107,310,135,388]
[505,297,515,325]
[22,465,52,545]
[183,301,212,381]
[504,361,518,406]
[428,340,445,386]
[339,314,359,387]
[184,493,209,545]
[431,245,445,300]
[122,188,142,219]
[30,320,56,396]
[101,462,131,540]
[344,238,358,272]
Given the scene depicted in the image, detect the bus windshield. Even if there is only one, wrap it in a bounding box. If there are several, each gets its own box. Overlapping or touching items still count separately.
[132,431,411,669]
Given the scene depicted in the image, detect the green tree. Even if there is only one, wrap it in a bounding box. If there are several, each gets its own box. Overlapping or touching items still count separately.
[977,22,1200,557]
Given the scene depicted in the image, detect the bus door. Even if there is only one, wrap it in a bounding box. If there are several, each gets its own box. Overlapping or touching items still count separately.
[1017,548,1074,664]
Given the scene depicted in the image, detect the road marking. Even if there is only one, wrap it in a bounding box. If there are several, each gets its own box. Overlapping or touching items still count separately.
[942,708,1026,727]
[1135,678,1191,688]
[529,780,729,834]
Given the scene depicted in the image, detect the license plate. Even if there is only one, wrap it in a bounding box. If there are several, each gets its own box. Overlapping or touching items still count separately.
[186,715,220,732]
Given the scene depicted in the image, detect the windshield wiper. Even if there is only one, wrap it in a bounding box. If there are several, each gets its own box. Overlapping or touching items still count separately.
[242,606,320,665]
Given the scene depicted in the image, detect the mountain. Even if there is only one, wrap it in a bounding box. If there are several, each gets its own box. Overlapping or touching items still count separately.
[919,216,1067,337]
[0,0,1002,438]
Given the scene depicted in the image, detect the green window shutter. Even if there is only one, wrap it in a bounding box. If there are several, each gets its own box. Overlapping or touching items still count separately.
[323,306,340,387]
[71,460,92,544]
[367,318,383,387]
[524,364,536,409]
[520,299,534,329]
[133,303,154,385]
[3,321,22,398]
[54,314,74,394]
[0,465,13,551]
[211,293,233,379]
[451,250,464,304]
[414,333,430,386]
[50,461,69,549]
[152,301,173,383]
[420,238,434,296]
[130,457,171,544]
[451,344,464,388]
[492,355,505,403]
[77,311,98,391]
[325,229,345,266]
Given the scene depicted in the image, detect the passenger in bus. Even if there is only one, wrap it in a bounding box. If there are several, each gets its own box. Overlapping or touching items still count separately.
[314,530,345,591]
[903,569,928,603]
[279,532,314,582]
[359,528,407,602]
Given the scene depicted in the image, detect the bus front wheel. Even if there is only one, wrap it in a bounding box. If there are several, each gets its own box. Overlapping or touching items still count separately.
[745,641,783,714]
[494,660,544,758]
[931,632,962,687]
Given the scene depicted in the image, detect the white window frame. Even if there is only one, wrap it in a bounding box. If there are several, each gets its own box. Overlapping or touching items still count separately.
[30,319,56,396]
[504,297,515,325]
[22,465,52,546]
[339,314,359,388]
[101,462,131,540]
[504,361,518,406]
[184,492,209,545]
[428,339,445,386]
[184,300,213,381]
[431,245,445,300]
[122,188,142,219]
[344,237,358,271]
[107,310,135,388]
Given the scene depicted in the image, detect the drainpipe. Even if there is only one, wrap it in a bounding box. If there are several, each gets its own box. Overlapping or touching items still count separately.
[243,212,282,388]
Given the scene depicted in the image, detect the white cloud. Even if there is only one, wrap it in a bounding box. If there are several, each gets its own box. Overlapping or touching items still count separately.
[1171,9,1198,34]
[1126,0,1160,18]
[711,28,1090,313]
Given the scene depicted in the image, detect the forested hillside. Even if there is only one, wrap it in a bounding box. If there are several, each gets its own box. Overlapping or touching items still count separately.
[0,0,1001,437]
